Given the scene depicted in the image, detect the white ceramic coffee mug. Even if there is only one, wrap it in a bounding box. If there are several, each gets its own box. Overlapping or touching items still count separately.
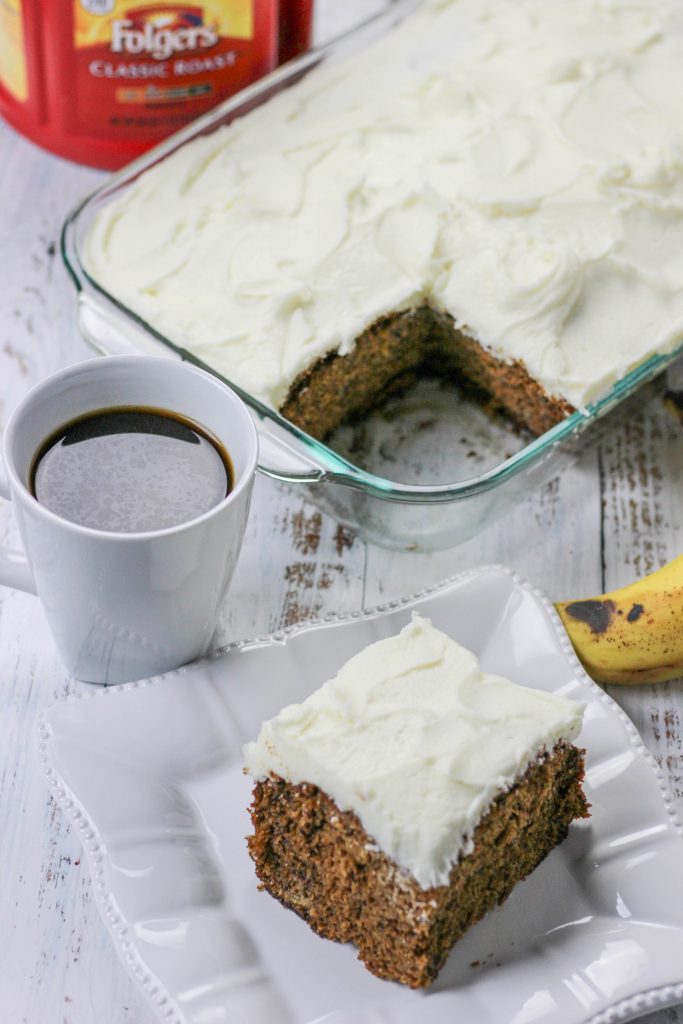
[0,356,257,684]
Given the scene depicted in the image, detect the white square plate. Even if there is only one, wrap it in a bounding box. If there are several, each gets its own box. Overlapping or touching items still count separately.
[40,567,683,1024]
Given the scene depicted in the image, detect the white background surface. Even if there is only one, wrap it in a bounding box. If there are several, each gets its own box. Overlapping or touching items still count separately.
[0,2,682,1021]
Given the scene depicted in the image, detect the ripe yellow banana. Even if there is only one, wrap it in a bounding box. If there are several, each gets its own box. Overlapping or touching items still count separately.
[555,554,683,685]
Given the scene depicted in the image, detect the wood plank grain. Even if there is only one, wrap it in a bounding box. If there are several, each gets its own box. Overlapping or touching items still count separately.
[210,476,367,649]
[597,367,683,1024]
[599,369,683,1023]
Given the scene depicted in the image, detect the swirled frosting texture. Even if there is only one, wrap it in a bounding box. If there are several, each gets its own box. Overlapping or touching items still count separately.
[243,614,584,889]
[86,0,683,412]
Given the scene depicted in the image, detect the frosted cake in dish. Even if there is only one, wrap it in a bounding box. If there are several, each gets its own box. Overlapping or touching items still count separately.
[85,0,683,439]
[244,614,589,987]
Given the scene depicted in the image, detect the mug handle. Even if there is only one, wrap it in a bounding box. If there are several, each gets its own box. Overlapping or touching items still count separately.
[0,457,36,594]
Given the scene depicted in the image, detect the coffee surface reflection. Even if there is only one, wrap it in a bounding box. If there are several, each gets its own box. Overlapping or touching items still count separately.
[31,406,232,533]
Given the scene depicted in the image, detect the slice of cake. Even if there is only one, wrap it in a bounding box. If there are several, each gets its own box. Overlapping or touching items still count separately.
[244,613,589,987]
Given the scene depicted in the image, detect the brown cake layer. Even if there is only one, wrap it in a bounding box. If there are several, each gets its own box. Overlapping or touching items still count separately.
[247,740,589,988]
[280,305,576,441]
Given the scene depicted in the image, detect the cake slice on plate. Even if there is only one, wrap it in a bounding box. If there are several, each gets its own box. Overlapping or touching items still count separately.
[244,613,589,988]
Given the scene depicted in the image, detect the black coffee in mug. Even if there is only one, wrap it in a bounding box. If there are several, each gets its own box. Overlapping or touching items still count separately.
[30,406,233,533]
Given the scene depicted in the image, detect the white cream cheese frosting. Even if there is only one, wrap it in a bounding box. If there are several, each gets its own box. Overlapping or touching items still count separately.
[243,613,584,889]
[85,0,683,413]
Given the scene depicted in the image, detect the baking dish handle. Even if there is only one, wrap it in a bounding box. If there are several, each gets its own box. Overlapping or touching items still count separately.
[255,426,327,484]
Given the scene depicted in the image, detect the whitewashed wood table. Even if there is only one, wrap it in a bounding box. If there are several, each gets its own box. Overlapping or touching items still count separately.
[1,5,682,1019]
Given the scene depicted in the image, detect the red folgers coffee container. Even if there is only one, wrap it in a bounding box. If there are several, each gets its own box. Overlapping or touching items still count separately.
[0,0,313,169]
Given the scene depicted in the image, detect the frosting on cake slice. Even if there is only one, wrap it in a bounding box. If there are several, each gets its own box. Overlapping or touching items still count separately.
[244,612,584,889]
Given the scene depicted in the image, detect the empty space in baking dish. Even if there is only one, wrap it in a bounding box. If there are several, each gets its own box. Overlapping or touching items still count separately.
[326,376,530,484]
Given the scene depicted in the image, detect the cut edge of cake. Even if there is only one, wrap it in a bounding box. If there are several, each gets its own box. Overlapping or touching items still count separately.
[247,740,589,988]
[280,304,576,442]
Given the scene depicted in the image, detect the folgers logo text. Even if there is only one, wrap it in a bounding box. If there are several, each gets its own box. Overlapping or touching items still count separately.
[110,6,219,61]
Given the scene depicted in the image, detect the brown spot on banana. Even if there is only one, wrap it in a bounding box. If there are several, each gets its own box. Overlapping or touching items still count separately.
[626,603,644,622]
[562,599,616,634]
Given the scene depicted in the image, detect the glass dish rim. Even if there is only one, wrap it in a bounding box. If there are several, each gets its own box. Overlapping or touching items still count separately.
[60,0,683,506]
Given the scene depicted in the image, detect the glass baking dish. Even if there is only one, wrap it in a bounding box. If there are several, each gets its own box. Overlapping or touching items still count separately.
[61,0,683,552]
